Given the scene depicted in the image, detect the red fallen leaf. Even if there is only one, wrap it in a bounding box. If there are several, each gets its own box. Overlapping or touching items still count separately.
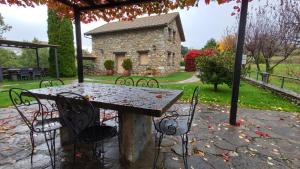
[156,95,162,98]
[222,152,230,161]
[236,119,244,126]
[75,152,82,158]
[255,130,271,137]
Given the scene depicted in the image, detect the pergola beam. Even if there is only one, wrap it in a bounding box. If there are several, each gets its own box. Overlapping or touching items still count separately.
[79,0,161,11]
[230,0,249,125]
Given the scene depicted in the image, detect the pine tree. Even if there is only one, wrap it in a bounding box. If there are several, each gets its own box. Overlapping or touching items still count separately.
[47,9,76,77]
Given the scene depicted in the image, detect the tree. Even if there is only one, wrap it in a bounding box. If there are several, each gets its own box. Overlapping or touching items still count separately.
[18,38,49,68]
[47,9,76,77]
[196,51,233,91]
[245,1,299,73]
[218,34,236,53]
[203,38,218,50]
[0,13,11,39]
[0,48,21,67]
[181,45,189,56]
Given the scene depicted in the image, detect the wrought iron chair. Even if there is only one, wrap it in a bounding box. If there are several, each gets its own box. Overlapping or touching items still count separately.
[39,78,65,88]
[39,79,65,117]
[152,86,200,169]
[136,77,159,88]
[114,76,135,86]
[19,68,31,80]
[32,68,42,80]
[9,88,62,169]
[55,92,117,166]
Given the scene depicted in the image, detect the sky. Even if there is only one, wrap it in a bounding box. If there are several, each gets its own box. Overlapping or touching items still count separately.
[0,1,255,51]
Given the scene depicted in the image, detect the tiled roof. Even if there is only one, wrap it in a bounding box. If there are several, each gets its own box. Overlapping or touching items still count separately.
[85,12,185,41]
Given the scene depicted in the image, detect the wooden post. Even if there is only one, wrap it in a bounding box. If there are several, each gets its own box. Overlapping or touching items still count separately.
[230,0,249,125]
[74,8,84,83]
[35,48,40,69]
[54,48,59,79]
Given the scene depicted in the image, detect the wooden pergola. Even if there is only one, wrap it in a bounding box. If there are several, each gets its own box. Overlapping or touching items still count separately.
[0,39,60,80]
[2,0,249,125]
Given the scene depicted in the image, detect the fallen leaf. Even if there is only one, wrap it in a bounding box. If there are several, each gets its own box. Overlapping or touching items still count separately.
[172,157,179,161]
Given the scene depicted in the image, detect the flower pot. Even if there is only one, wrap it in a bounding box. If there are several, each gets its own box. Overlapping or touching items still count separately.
[106,70,114,76]
[123,70,130,76]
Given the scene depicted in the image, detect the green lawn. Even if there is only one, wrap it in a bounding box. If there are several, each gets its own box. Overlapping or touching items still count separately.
[161,82,300,112]
[86,71,194,83]
[0,78,75,108]
[249,64,300,93]
[1,75,299,112]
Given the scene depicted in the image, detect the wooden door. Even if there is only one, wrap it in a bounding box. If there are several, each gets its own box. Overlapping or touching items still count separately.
[116,54,125,74]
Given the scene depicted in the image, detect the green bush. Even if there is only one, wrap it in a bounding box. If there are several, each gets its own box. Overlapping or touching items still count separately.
[196,51,234,91]
[104,60,114,70]
[122,58,132,70]
[180,61,185,66]
[83,60,96,69]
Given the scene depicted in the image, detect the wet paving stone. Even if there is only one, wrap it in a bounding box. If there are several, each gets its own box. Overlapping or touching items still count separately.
[0,104,299,169]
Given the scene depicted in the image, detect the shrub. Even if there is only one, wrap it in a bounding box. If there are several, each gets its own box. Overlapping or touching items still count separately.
[185,49,216,72]
[122,58,132,70]
[104,60,114,70]
[196,51,234,91]
[180,61,185,66]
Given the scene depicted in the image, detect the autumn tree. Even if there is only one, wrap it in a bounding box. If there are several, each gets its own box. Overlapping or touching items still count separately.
[0,13,11,39]
[218,34,236,53]
[245,0,300,73]
[48,9,76,77]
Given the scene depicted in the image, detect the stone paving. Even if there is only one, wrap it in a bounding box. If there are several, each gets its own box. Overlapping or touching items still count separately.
[0,103,299,169]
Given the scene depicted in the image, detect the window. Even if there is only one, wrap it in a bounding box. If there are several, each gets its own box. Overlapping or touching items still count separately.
[167,51,172,66]
[173,30,176,42]
[172,53,175,66]
[138,51,149,65]
[168,28,172,41]
[99,49,104,55]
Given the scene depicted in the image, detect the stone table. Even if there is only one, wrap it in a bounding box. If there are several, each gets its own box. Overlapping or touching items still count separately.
[27,83,183,165]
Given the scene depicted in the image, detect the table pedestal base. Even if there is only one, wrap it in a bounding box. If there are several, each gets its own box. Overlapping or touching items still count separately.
[119,112,152,165]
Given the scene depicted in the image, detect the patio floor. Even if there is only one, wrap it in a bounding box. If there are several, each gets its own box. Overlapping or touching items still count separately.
[0,103,299,169]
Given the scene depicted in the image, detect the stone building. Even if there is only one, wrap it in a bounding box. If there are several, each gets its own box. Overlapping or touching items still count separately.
[84,12,185,76]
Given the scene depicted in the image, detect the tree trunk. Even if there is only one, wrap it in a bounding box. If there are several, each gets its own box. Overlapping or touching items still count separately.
[265,59,270,73]
[214,83,218,92]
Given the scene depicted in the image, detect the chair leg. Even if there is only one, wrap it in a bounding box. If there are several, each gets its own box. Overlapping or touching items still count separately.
[29,131,35,165]
[153,132,164,169]
[44,130,56,169]
[181,134,189,169]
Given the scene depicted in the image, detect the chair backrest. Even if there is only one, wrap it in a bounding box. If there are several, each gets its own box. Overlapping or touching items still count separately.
[55,92,96,137]
[39,79,64,88]
[136,77,160,88]
[187,86,200,131]
[115,76,135,86]
[9,88,50,132]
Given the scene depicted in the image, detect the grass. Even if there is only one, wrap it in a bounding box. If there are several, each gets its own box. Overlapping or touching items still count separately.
[86,71,194,83]
[249,64,300,93]
[0,78,75,108]
[161,82,300,112]
[1,74,299,112]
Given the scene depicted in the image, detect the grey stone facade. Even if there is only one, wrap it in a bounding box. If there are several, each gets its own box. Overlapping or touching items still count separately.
[88,14,184,76]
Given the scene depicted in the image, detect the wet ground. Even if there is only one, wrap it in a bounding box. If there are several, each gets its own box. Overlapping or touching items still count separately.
[0,103,299,169]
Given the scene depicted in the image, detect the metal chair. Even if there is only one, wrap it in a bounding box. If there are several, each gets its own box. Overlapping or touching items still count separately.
[9,88,62,169]
[39,79,65,117]
[136,77,159,88]
[55,92,117,167]
[39,78,64,88]
[19,68,31,80]
[152,86,200,169]
[115,76,135,86]
[32,68,42,80]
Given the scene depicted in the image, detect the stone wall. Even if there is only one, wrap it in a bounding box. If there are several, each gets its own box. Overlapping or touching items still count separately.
[91,20,182,76]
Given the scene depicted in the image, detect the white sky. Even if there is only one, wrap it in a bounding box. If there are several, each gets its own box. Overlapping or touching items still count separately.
[0,1,259,51]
